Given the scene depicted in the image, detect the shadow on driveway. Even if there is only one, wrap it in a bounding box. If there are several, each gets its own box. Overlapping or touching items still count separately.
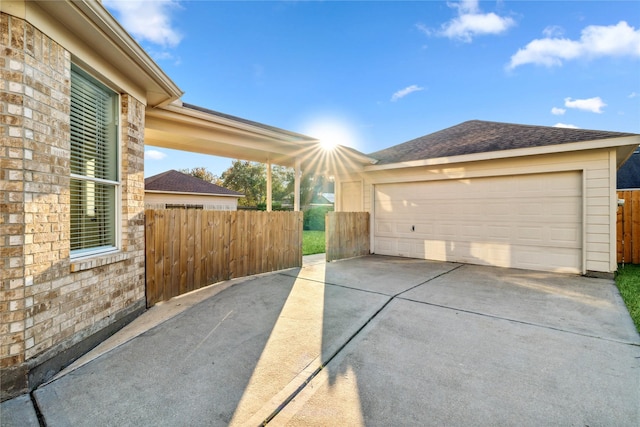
[29,256,639,426]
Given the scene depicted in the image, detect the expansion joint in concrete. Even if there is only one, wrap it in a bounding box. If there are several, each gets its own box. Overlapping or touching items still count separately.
[262,264,463,424]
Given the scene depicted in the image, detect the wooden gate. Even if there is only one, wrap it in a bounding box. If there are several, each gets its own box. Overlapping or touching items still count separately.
[617,190,640,264]
[145,209,303,307]
[325,212,370,262]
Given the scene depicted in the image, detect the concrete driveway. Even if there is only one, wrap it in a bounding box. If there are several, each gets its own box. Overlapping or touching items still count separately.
[5,255,639,426]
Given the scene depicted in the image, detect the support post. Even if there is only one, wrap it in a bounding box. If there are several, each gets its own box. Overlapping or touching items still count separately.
[266,161,272,212]
[294,158,301,212]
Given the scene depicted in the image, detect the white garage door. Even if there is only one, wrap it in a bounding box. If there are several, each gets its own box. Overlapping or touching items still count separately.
[374,172,582,273]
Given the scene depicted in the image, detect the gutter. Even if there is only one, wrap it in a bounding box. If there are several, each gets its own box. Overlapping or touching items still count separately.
[35,0,183,107]
[145,190,245,199]
[74,0,183,106]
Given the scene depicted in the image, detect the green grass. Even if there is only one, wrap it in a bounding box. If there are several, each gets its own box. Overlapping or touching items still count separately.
[616,264,640,333]
[303,230,325,255]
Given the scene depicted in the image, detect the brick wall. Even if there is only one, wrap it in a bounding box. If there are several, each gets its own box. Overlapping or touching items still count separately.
[1,12,146,400]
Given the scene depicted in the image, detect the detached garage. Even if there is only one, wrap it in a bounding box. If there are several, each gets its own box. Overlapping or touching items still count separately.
[335,120,640,275]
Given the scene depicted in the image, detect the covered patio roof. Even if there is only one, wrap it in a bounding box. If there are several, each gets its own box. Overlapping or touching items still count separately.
[144,100,376,211]
[145,101,376,173]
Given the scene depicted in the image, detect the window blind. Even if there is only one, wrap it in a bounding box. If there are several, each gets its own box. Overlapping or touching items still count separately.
[70,67,119,256]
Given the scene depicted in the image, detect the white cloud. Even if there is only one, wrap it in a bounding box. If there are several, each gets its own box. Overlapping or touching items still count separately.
[391,85,424,102]
[551,107,566,115]
[415,23,432,37]
[428,0,515,43]
[508,21,640,69]
[564,96,607,113]
[629,92,639,98]
[451,0,480,15]
[103,0,182,47]
[553,123,579,129]
[543,25,564,38]
[145,150,167,160]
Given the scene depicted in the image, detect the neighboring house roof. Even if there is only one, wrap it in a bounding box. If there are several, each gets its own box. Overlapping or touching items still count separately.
[311,193,335,205]
[321,193,335,204]
[368,120,638,165]
[145,170,243,197]
[617,150,640,189]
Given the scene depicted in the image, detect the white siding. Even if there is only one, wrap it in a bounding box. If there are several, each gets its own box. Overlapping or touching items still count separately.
[145,192,239,211]
[340,181,363,212]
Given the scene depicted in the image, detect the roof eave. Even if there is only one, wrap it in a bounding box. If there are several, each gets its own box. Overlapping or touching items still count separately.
[32,0,183,107]
[145,103,376,170]
[155,102,315,143]
[364,135,640,172]
[145,190,244,198]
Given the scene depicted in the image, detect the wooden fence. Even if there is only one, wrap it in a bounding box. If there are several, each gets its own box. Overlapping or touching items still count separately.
[145,209,303,307]
[325,212,370,262]
[617,190,640,264]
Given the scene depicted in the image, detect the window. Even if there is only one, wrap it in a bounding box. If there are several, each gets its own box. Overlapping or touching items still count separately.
[70,65,119,257]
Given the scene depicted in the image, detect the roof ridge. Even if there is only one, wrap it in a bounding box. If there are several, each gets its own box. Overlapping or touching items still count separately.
[367,120,638,164]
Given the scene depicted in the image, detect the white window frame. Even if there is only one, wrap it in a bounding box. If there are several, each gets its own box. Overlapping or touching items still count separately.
[70,64,122,259]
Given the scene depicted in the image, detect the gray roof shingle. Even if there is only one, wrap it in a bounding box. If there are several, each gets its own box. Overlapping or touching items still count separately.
[617,150,640,189]
[368,120,637,165]
[145,170,243,197]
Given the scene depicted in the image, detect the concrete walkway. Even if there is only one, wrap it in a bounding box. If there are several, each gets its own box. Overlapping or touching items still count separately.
[2,255,639,426]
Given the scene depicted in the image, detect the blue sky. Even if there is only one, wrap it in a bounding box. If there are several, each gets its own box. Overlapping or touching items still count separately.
[102,1,640,178]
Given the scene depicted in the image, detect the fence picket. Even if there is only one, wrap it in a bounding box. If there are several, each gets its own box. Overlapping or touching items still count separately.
[325,212,370,262]
[145,209,303,306]
[617,190,640,264]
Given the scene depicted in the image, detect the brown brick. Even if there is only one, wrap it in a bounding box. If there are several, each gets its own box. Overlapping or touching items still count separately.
[0,14,145,382]
[9,15,24,50]
[0,13,9,46]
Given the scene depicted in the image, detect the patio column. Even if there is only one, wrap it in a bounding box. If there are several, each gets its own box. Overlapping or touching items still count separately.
[266,161,272,212]
[333,175,340,212]
[294,157,301,212]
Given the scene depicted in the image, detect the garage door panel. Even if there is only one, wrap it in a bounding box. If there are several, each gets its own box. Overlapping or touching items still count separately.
[550,226,581,246]
[374,172,582,273]
[550,201,582,215]
[512,247,581,273]
[517,226,545,242]
[487,225,512,240]
[376,221,394,234]
[375,238,395,253]
[461,225,484,239]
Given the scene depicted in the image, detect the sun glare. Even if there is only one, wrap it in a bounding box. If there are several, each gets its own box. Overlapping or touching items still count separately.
[303,116,359,151]
[320,138,338,151]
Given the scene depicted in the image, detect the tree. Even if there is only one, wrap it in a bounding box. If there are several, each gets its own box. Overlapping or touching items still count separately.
[179,167,220,184]
[271,165,292,203]
[220,160,266,207]
[216,160,329,208]
[284,171,333,208]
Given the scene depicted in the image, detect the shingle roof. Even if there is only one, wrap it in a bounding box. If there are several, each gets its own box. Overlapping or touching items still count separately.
[617,150,640,189]
[145,170,243,197]
[368,120,637,165]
